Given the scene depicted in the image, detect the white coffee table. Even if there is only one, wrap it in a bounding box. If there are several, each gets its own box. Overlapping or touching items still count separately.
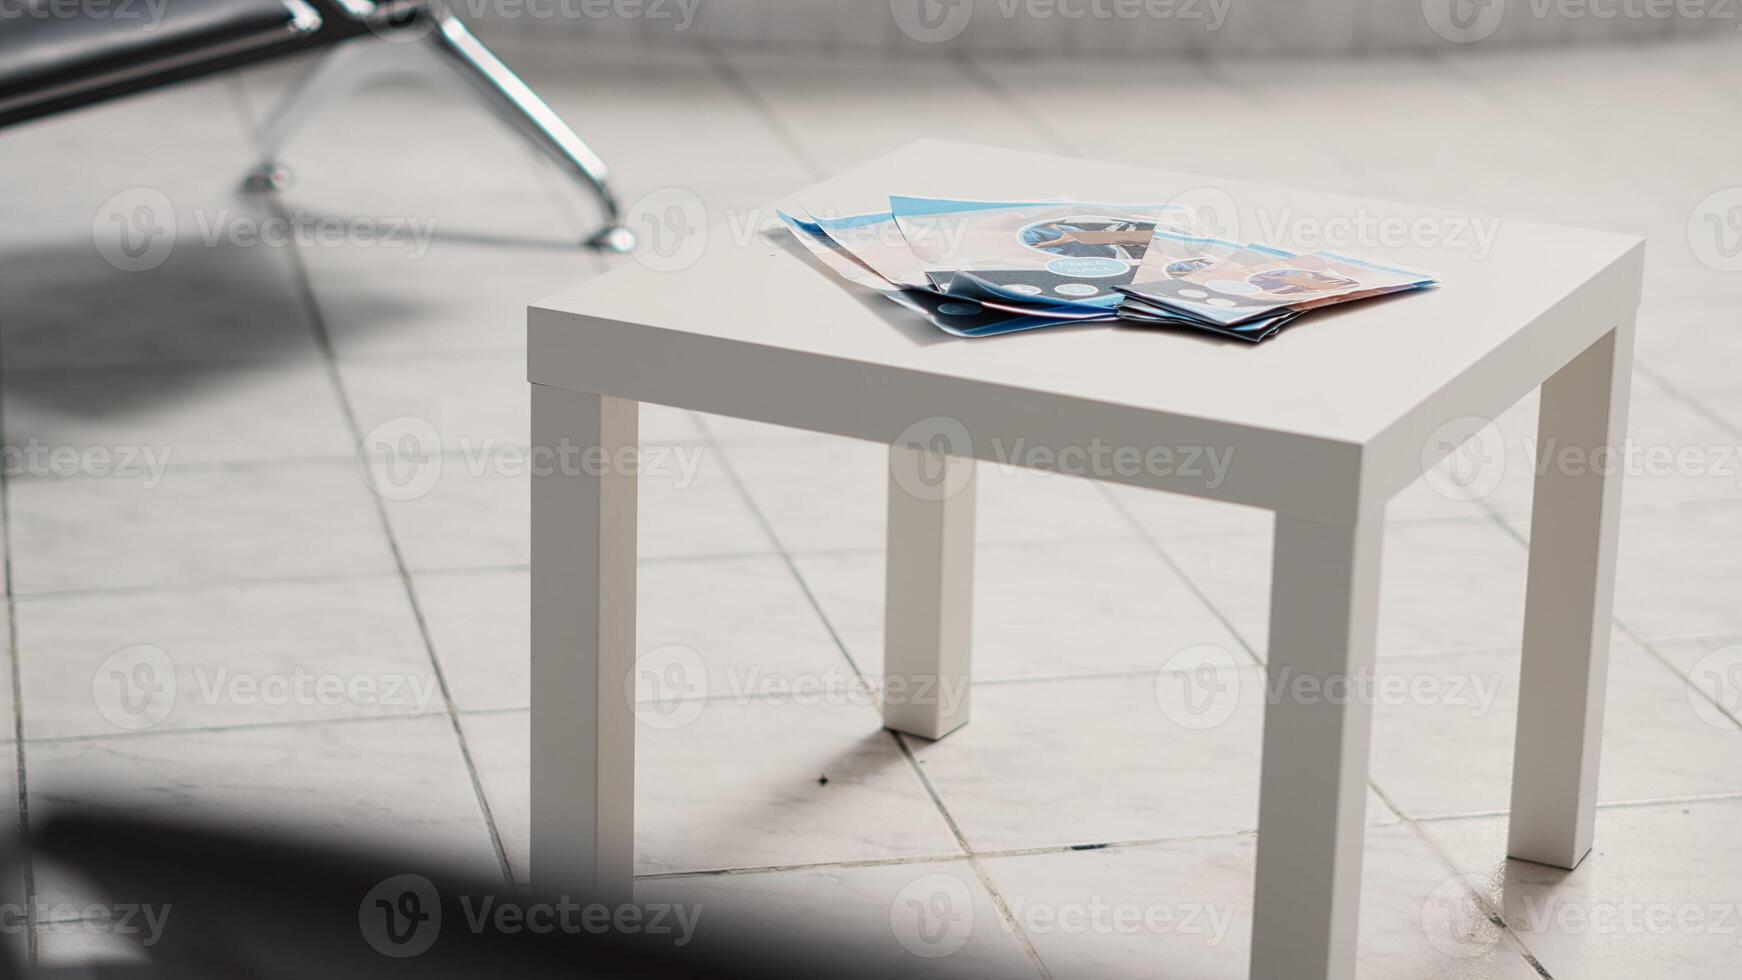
[526,139,1643,979]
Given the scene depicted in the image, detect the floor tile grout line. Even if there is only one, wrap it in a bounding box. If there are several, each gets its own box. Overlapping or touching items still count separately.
[0,438,711,486]
[1395,809,1557,979]
[1481,499,1742,730]
[11,71,259,964]
[1636,360,1742,446]
[691,413,1055,975]
[27,609,1737,748]
[1616,621,1742,730]
[225,62,517,881]
[0,355,331,379]
[274,242,516,884]
[687,417,874,689]
[1363,778,1411,831]
[624,787,1742,883]
[0,345,534,380]
[22,707,459,748]
[1408,789,1742,825]
[954,55,1076,155]
[635,824,1269,881]
[689,394,1694,978]
[9,500,1600,604]
[1596,789,1742,810]
[1200,55,1418,200]
[704,43,829,183]
[634,849,979,881]
[1089,481,1266,667]
[1094,476,1550,973]
[7,568,424,604]
[1335,581,1561,980]
[2,550,809,604]
[0,279,39,966]
[889,732,1054,980]
[1042,382,1685,980]
[1427,47,1700,224]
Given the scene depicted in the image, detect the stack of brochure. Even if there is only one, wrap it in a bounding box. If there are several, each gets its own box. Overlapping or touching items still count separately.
[779,198,1436,343]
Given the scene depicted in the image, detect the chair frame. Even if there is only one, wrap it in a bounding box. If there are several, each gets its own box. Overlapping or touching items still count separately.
[246,2,634,251]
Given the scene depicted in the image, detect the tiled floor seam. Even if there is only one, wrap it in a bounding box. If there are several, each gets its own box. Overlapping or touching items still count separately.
[683,388,1058,973]
[633,823,1279,882]
[124,67,592,891]
[889,731,1054,980]
[0,438,715,486]
[0,305,38,965]
[8,569,420,603]
[1638,361,1742,443]
[1432,46,1738,242]
[692,392,1262,980]
[20,708,460,747]
[1407,791,1742,825]
[0,356,329,378]
[1091,480,1266,666]
[245,142,518,884]
[638,819,1479,895]
[691,422,873,683]
[1483,502,1742,730]
[1629,627,1742,729]
[707,42,829,182]
[957,54,1077,155]
[1395,812,1557,979]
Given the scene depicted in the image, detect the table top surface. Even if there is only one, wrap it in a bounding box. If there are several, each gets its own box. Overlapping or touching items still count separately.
[532,139,1643,449]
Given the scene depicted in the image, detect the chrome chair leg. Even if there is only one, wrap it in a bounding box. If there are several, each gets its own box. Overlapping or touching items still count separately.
[245,37,444,192]
[425,13,633,253]
[242,9,633,252]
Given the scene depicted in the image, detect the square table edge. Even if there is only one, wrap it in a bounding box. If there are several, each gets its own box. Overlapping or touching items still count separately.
[527,304,1371,523]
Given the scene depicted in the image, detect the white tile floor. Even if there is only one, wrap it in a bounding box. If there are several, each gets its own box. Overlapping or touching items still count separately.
[2,26,1740,978]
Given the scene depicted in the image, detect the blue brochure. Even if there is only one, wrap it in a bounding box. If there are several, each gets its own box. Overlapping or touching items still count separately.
[777,211,1111,338]
[781,199,1433,343]
[890,197,1180,310]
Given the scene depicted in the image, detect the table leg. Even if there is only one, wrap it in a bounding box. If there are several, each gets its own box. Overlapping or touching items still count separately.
[1508,321,1634,870]
[882,444,976,740]
[530,384,638,905]
[1250,512,1383,980]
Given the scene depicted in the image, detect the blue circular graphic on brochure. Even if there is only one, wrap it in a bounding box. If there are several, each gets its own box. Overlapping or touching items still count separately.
[1055,283,1102,298]
[1044,256,1129,279]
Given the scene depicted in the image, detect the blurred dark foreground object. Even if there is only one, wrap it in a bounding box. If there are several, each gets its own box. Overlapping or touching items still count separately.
[13,812,888,980]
